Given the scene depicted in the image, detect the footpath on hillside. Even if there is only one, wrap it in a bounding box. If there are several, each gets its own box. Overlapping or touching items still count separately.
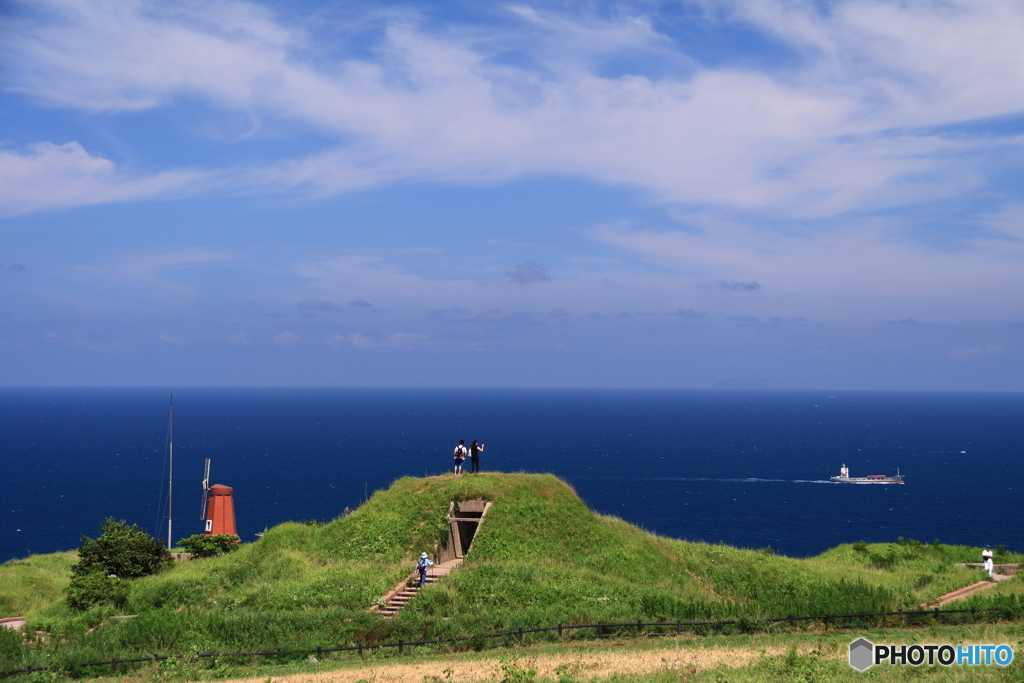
[923,566,1015,607]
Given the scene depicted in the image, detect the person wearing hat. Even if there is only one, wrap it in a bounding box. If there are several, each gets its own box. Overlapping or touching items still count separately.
[416,552,434,587]
[982,546,994,577]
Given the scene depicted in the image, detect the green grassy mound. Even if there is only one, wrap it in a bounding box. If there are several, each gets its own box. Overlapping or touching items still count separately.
[0,552,76,616]
[2,472,1020,677]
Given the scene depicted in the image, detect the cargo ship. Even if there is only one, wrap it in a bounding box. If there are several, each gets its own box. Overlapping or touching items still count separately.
[830,464,904,484]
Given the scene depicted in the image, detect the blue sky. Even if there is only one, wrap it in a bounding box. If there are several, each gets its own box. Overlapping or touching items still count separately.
[2,0,1023,389]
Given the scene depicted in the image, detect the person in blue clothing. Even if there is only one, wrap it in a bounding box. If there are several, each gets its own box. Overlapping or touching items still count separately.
[416,552,433,587]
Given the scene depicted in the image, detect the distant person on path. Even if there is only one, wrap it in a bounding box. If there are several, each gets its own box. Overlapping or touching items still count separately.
[453,440,467,475]
[983,546,994,577]
[416,552,433,587]
[470,440,484,473]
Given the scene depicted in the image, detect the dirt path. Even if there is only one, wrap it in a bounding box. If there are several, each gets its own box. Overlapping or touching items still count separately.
[223,642,818,683]
[925,580,999,608]
[0,617,25,630]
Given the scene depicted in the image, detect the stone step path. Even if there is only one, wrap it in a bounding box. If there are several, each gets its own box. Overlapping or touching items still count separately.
[372,559,463,619]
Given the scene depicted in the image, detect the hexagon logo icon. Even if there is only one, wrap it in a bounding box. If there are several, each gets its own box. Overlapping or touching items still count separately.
[849,638,874,671]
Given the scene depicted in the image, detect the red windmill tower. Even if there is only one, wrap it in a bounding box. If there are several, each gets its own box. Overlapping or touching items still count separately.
[200,459,239,539]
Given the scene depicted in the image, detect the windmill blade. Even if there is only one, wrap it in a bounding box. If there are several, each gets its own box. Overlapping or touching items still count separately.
[200,458,211,520]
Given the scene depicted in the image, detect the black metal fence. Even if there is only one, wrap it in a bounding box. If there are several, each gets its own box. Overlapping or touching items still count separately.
[0,606,1006,677]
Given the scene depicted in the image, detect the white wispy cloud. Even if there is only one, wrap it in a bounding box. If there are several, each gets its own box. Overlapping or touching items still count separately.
[273,331,300,345]
[592,219,1024,321]
[75,250,239,305]
[6,0,1024,218]
[948,343,1004,359]
[329,331,432,351]
[158,332,188,345]
[0,142,206,217]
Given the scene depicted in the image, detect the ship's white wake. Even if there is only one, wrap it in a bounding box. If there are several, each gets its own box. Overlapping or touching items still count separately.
[594,476,835,484]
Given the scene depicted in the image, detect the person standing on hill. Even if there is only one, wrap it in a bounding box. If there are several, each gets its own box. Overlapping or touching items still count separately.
[982,546,994,577]
[416,552,433,587]
[453,440,467,475]
[470,440,484,473]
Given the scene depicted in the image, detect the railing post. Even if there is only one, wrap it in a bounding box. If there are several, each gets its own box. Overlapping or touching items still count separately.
[518,628,523,641]
[398,639,403,654]
[597,622,603,638]
[111,658,118,674]
[558,623,562,637]
[358,643,363,657]
[676,620,681,635]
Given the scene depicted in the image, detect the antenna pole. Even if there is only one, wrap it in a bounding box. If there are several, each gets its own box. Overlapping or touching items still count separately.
[167,394,173,551]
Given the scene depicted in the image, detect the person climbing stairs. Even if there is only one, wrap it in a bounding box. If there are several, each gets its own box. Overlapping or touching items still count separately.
[373,559,462,618]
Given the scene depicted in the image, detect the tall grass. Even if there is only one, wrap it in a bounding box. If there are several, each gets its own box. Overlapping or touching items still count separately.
[0,552,76,617]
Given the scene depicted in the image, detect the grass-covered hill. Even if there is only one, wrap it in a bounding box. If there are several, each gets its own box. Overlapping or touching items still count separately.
[2,472,1021,674]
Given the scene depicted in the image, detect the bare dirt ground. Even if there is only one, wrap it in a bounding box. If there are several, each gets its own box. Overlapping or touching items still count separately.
[222,641,823,683]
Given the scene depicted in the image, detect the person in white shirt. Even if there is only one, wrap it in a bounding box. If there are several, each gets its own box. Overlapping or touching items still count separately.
[982,546,994,577]
[416,552,434,586]
[453,440,467,475]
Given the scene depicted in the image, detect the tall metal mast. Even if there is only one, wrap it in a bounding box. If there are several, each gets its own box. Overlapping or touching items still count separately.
[167,394,174,551]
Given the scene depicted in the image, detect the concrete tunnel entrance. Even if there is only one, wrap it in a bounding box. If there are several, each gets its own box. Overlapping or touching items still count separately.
[437,500,491,562]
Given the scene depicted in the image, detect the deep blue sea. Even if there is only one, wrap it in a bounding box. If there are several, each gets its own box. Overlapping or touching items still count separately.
[2,388,1022,563]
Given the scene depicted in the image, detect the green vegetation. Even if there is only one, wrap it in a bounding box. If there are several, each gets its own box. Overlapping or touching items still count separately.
[1,473,1021,680]
[0,552,76,616]
[177,535,241,559]
[65,519,171,611]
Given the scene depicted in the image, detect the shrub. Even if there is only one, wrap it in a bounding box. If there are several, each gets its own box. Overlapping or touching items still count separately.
[65,570,130,611]
[866,546,898,570]
[178,534,241,558]
[73,518,170,579]
[65,518,169,610]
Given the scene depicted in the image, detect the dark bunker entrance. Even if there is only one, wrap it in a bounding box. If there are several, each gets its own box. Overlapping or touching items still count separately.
[438,500,491,562]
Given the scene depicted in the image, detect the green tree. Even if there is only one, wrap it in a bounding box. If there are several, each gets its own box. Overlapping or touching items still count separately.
[65,518,170,610]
